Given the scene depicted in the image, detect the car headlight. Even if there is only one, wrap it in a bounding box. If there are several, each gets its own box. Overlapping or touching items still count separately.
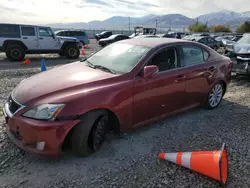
[22,104,65,120]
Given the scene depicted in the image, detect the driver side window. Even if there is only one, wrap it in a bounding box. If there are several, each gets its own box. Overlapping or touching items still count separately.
[148,48,178,72]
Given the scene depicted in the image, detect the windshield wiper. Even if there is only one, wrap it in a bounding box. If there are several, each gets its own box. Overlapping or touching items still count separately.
[82,59,96,69]
[94,65,116,74]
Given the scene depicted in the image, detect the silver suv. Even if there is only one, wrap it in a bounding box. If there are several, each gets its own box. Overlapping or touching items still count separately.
[0,23,81,61]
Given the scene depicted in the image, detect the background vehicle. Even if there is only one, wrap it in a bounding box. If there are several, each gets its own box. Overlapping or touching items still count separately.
[3,38,232,158]
[224,33,250,75]
[133,35,160,39]
[0,23,81,61]
[190,36,221,51]
[129,26,157,38]
[98,34,130,47]
[95,31,112,41]
[55,30,90,46]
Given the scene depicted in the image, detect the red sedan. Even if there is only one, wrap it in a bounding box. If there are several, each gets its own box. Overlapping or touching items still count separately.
[3,38,232,158]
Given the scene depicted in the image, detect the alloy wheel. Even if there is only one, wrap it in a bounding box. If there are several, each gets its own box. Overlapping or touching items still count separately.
[209,84,223,108]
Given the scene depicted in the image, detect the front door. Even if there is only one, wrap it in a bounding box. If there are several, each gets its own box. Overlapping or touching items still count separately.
[20,26,39,50]
[37,27,60,50]
[132,46,187,127]
[179,44,217,106]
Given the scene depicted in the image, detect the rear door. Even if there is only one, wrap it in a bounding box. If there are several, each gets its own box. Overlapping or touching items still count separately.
[20,26,38,50]
[179,44,217,106]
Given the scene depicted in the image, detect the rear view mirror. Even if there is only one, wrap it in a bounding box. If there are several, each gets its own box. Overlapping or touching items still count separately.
[143,65,159,78]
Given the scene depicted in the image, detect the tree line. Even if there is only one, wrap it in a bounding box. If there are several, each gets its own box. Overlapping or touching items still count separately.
[188,21,250,33]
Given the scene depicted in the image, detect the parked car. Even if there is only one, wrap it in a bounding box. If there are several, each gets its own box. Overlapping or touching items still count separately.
[54,30,90,46]
[98,34,130,47]
[95,31,112,41]
[191,36,221,51]
[0,23,81,61]
[2,38,232,158]
[224,33,250,75]
[133,35,160,39]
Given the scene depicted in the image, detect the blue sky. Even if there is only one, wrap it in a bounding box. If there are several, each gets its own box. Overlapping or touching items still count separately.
[0,0,249,24]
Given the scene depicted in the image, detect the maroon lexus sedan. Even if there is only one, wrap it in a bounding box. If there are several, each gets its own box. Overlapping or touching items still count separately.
[3,38,232,158]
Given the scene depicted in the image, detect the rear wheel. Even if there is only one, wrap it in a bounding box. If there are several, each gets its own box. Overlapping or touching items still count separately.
[205,82,225,109]
[6,44,25,61]
[71,110,109,157]
[64,44,80,59]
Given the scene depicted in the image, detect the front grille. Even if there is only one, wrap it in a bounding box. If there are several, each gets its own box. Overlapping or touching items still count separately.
[7,95,21,114]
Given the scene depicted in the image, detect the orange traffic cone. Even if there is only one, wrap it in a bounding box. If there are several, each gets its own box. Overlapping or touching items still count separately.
[81,45,85,55]
[20,58,31,65]
[158,143,228,184]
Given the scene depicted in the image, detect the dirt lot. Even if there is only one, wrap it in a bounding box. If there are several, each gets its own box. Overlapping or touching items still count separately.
[0,40,250,188]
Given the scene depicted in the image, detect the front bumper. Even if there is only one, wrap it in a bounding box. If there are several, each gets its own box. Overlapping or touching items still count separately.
[2,104,79,158]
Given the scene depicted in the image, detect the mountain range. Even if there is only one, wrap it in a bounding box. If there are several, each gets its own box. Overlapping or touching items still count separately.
[48,10,250,30]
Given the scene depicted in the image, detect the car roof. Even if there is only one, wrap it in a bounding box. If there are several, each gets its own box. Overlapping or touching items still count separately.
[0,23,50,28]
[118,38,196,47]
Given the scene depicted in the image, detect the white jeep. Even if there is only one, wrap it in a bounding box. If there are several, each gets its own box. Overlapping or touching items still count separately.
[0,23,81,61]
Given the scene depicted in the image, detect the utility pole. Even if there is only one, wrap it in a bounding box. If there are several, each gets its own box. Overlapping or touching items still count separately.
[155,20,158,28]
[170,19,172,31]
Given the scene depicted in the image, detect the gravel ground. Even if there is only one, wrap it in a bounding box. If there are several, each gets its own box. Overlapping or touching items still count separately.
[0,46,250,187]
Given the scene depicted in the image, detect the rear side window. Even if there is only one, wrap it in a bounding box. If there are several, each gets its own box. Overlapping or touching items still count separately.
[21,26,35,36]
[181,45,205,66]
[203,50,210,60]
[0,24,20,38]
[72,31,85,36]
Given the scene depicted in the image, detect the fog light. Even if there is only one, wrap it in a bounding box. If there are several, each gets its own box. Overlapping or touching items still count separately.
[36,141,45,150]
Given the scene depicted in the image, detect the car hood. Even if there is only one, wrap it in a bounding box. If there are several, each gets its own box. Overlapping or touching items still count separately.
[13,62,116,104]
[233,43,250,54]
[99,38,112,42]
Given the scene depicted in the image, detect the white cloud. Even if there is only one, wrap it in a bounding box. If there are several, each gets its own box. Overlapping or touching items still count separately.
[0,0,249,24]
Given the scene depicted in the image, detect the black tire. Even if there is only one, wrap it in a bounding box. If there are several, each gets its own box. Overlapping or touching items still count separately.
[5,44,25,61]
[71,110,109,157]
[204,82,225,110]
[64,44,80,59]
[58,51,65,57]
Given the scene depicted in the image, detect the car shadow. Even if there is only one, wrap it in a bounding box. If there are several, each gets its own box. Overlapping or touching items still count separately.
[231,75,250,87]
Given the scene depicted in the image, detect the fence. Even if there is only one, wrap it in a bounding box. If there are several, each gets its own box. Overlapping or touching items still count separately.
[52,28,179,39]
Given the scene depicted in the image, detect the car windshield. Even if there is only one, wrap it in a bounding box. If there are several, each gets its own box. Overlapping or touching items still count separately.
[237,35,250,44]
[86,43,151,74]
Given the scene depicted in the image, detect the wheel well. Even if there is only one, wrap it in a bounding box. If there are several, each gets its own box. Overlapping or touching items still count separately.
[219,80,227,96]
[61,108,120,151]
[61,42,78,51]
[3,40,27,51]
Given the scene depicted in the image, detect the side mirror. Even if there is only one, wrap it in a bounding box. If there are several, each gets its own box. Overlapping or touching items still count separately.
[143,65,159,78]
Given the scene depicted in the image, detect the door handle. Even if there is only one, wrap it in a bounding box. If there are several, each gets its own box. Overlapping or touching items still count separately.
[39,37,43,40]
[23,37,28,39]
[174,74,186,83]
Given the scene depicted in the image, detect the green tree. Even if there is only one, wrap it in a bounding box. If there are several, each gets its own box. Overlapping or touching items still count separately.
[188,22,209,32]
[210,25,231,33]
[236,21,250,33]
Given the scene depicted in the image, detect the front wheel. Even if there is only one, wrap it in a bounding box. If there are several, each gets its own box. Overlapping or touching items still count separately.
[205,82,225,109]
[71,111,109,157]
[64,44,80,59]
